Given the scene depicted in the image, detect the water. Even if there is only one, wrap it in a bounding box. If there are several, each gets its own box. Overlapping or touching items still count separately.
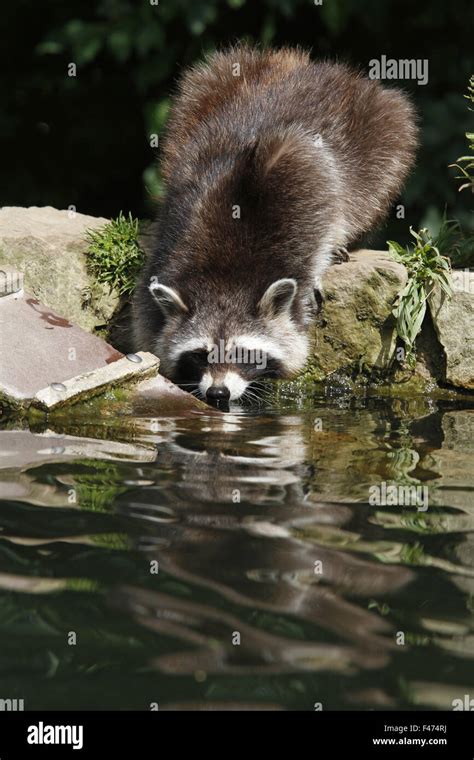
[0,389,473,711]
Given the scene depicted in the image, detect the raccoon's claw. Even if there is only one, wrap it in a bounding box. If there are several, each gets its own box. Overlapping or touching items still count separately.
[332,246,350,264]
[312,288,324,313]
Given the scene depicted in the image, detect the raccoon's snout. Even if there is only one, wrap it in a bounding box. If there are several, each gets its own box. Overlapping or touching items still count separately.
[199,368,249,402]
[206,385,231,401]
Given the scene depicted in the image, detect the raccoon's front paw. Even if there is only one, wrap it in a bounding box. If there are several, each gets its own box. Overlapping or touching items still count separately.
[332,246,350,264]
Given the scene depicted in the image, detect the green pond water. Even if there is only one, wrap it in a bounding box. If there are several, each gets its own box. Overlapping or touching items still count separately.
[0,389,473,710]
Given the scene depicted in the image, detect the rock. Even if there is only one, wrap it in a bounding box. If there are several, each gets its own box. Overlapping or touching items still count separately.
[2,206,472,394]
[307,250,407,380]
[0,285,159,411]
[429,273,474,390]
[0,287,208,416]
[0,206,118,332]
[130,374,210,414]
[0,288,124,410]
[34,352,160,411]
[301,252,474,394]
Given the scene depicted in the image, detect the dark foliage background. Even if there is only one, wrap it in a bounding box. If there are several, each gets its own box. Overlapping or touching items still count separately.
[2,0,473,246]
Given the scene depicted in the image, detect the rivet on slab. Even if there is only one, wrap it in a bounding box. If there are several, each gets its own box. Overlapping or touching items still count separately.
[126,353,142,363]
[50,382,67,392]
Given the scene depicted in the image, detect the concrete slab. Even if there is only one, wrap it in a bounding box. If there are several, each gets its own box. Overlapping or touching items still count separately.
[0,290,161,411]
[34,352,159,410]
[0,290,123,405]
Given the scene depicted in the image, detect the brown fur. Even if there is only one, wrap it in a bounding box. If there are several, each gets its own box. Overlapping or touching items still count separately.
[132,44,418,383]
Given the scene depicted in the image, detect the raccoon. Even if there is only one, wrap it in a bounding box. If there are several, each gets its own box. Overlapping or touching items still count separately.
[132,45,417,402]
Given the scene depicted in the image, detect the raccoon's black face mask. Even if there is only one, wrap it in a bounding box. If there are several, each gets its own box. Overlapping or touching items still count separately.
[174,349,208,386]
[148,277,307,404]
[174,348,282,383]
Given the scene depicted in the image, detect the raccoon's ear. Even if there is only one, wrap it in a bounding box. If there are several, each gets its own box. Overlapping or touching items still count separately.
[149,282,188,317]
[258,278,297,318]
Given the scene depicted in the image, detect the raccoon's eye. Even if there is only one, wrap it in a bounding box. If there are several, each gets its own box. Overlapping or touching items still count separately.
[188,350,209,367]
[174,349,209,385]
[235,355,282,379]
[256,357,282,379]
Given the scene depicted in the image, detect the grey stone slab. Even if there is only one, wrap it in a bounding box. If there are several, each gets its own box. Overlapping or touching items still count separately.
[0,290,123,403]
[0,289,209,416]
[34,352,159,410]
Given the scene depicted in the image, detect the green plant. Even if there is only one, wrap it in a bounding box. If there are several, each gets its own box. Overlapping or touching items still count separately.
[450,75,474,194]
[388,226,453,368]
[431,215,474,268]
[85,212,145,296]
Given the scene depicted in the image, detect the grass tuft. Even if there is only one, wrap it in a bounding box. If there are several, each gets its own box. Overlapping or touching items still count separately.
[85,212,145,297]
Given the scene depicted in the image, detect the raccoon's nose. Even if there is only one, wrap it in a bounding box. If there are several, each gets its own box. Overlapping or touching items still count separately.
[206,385,230,400]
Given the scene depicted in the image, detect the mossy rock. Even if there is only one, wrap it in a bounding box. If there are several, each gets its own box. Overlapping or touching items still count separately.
[0,206,119,332]
[306,250,407,382]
